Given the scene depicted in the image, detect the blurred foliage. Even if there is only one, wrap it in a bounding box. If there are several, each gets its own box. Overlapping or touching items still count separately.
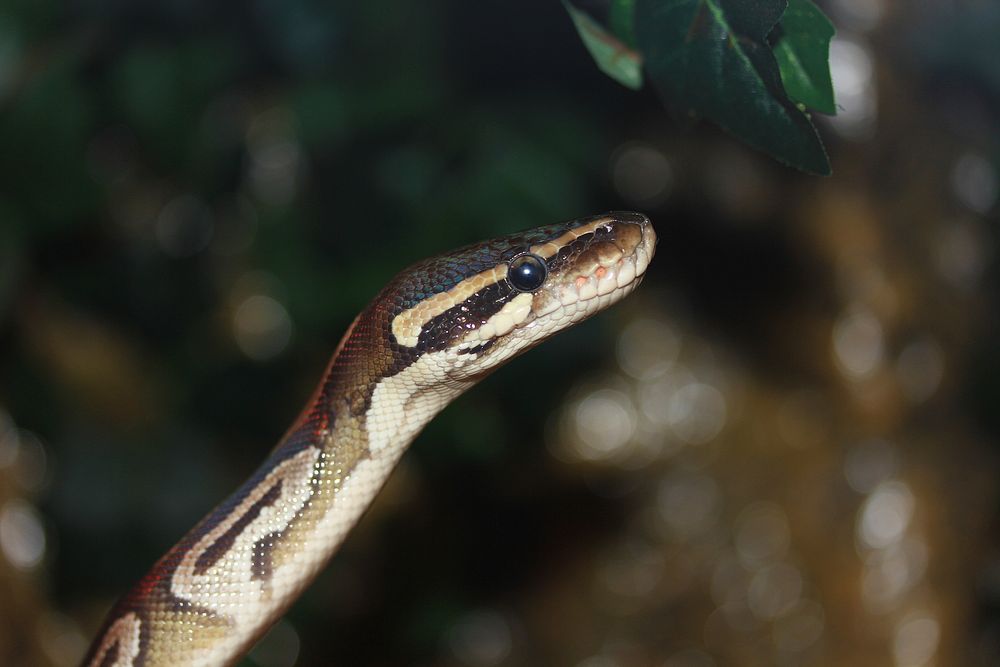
[565,0,835,174]
[0,1,999,667]
[563,0,642,90]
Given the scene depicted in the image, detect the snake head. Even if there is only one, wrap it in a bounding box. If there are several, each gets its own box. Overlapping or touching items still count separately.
[384,211,656,381]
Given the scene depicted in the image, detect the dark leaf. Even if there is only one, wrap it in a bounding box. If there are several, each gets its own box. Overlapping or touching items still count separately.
[716,0,786,36]
[634,0,830,175]
[563,0,643,91]
[609,0,638,49]
[772,0,837,114]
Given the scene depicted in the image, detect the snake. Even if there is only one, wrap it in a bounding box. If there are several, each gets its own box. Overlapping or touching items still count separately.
[82,211,656,666]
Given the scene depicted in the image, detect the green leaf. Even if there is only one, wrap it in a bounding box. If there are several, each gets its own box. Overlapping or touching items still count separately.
[715,0,786,36]
[563,0,643,91]
[609,0,638,49]
[634,0,830,175]
[772,0,837,114]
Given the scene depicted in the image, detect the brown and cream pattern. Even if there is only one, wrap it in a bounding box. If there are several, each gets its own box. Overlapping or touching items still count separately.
[82,212,657,666]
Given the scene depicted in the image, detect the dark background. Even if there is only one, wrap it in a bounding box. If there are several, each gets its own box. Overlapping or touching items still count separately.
[1,1,999,666]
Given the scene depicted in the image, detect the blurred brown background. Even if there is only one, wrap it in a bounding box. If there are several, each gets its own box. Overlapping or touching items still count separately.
[1,1,999,665]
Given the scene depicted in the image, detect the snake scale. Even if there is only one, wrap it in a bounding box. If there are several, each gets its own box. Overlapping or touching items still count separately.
[83,211,657,666]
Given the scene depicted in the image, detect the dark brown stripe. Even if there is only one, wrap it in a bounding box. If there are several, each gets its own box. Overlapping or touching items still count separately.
[193,481,283,576]
[96,641,119,667]
[251,531,279,581]
[457,339,497,356]
[417,282,511,353]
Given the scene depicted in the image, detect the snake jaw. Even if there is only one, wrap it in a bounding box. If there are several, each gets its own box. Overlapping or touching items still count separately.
[447,213,656,378]
[532,213,654,319]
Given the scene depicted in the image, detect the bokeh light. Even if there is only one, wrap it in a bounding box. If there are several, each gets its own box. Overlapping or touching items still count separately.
[447,609,513,667]
[895,337,945,404]
[155,194,215,258]
[893,612,940,667]
[246,108,305,206]
[0,499,45,570]
[828,36,877,139]
[844,438,899,494]
[610,143,674,208]
[951,153,999,214]
[231,272,295,361]
[570,388,638,462]
[832,306,885,380]
[828,0,886,32]
[1,2,998,666]
[934,218,991,291]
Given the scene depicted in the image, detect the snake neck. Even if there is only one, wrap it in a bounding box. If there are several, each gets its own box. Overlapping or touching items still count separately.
[84,317,468,667]
[302,303,472,461]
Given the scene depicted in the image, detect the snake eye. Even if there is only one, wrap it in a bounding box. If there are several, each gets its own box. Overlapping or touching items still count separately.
[507,254,548,292]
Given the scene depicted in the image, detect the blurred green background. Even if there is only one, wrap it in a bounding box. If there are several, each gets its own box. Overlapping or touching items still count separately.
[1,1,1000,666]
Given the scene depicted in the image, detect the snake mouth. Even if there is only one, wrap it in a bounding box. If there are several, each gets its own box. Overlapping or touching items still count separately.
[449,212,656,360]
[530,212,656,323]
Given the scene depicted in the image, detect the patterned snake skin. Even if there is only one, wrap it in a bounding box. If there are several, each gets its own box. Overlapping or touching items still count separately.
[83,212,657,666]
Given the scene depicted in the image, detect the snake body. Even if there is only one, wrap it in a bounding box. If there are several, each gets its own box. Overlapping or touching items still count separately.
[83,212,656,666]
